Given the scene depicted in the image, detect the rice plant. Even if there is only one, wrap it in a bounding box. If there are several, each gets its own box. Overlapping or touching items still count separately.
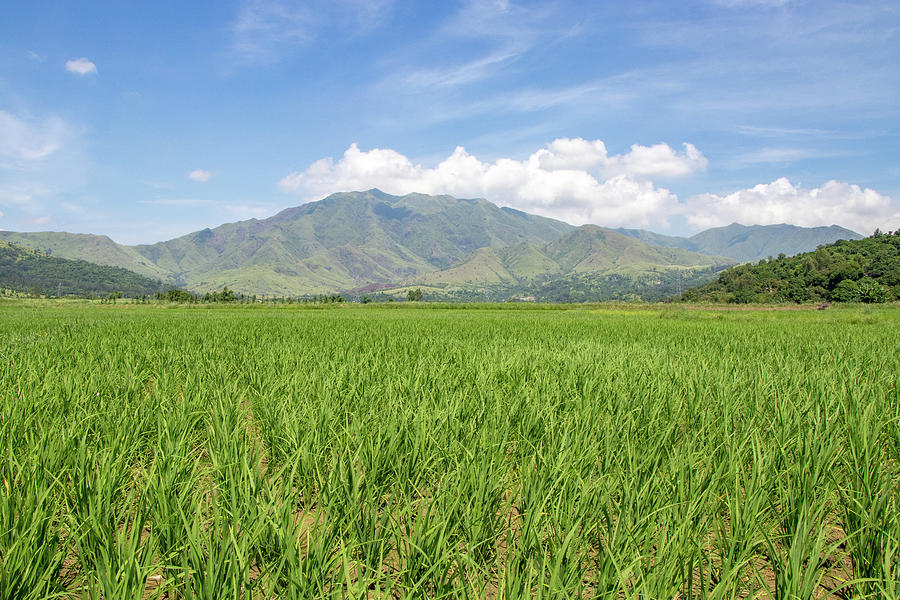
[0,301,897,597]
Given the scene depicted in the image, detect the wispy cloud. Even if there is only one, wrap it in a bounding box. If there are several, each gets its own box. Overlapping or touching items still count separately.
[730,147,843,166]
[27,215,52,226]
[140,198,213,207]
[230,0,394,64]
[139,198,276,220]
[737,125,835,137]
[232,1,314,63]
[380,0,566,95]
[399,49,522,90]
[0,183,50,207]
[0,183,55,224]
[65,57,97,75]
[0,110,68,168]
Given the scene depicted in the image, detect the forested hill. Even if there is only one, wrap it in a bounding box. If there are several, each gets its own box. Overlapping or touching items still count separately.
[0,240,161,297]
[681,230,900,303]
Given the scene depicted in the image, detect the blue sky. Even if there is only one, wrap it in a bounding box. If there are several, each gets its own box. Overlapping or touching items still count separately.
[1,0,898,244]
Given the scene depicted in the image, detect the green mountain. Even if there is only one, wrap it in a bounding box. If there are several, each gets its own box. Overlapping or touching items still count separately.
[2,190,574,295]
[682,230,900,303]
[129,190,574,294]
[0,240,161,297]
[616,223,863,262]
[412,225,732,287]
[0,231,173,281]
[0,191,866,299]
[401,225,734,301]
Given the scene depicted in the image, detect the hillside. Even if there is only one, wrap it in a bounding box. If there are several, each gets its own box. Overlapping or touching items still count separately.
[0,191,868,297]
[616,223,862,262]
[410,225,732,287]
[6,190,575,295]
[681,230,900,303]
[0,240,161,297]
[131,190,575,294]
[0,231,173,281]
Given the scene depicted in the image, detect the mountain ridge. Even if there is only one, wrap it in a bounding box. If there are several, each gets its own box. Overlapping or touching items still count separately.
[616,222,863,262]
[0,240,161,297]
[0,190,864,296]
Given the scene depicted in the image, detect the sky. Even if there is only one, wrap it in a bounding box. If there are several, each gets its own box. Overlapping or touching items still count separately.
[1,0,899,245]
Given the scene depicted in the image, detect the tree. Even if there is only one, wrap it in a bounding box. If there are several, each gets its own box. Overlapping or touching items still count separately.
[856,278,890,303]
[407,288,424,301]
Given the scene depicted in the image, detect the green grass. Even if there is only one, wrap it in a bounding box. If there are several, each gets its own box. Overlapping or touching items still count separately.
[1,302,898,598]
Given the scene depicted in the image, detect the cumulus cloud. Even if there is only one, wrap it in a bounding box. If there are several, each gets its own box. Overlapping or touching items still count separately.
[65,57,97,75]
[278,140,898,233]
[188,169,213,182]
[685,178,899,234]
[279,139,706,228]
[604,143,707,178]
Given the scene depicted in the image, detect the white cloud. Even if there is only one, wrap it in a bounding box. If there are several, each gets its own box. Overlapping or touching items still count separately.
[29,215,52,226]
[188,169,213,182]
[139,198,275,221]
[279,141,898,233]
[604,143,707,177]
[140,198,212,207]
[685,178,899,234]
[279,139,705,228]
[737,125,833,137]
[400,50,521,90]
[0,111,67,168]
[65,57,97,75]
[0,183,48,207]
[232,1,314,62]
[231,0,393,63]
[730,147,837,165]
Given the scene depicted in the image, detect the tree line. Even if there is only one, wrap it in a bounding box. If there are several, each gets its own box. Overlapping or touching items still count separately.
[681,229,900,303]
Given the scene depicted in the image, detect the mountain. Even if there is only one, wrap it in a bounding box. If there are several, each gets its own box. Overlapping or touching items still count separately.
[2,190,575,295]
[682,230,900,303]
[0,191,861,298]
[616,223,863,262]
[128,190,574,294]
[0,240,161,297]
[0,231,173,281]
[411,225,732,288]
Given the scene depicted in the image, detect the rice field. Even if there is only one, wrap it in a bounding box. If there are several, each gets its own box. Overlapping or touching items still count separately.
[1,301,899,599]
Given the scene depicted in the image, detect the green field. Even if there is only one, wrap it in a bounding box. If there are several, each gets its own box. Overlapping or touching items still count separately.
[2,302,899,598]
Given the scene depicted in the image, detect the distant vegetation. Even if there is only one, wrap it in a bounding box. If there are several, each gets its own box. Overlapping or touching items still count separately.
[0,240,160,297]
[410,265,728,303]
[682,229,900,303]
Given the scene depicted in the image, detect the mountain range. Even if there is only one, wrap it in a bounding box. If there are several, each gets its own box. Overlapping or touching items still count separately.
[615,223,863,263]
[0,190,862,297]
